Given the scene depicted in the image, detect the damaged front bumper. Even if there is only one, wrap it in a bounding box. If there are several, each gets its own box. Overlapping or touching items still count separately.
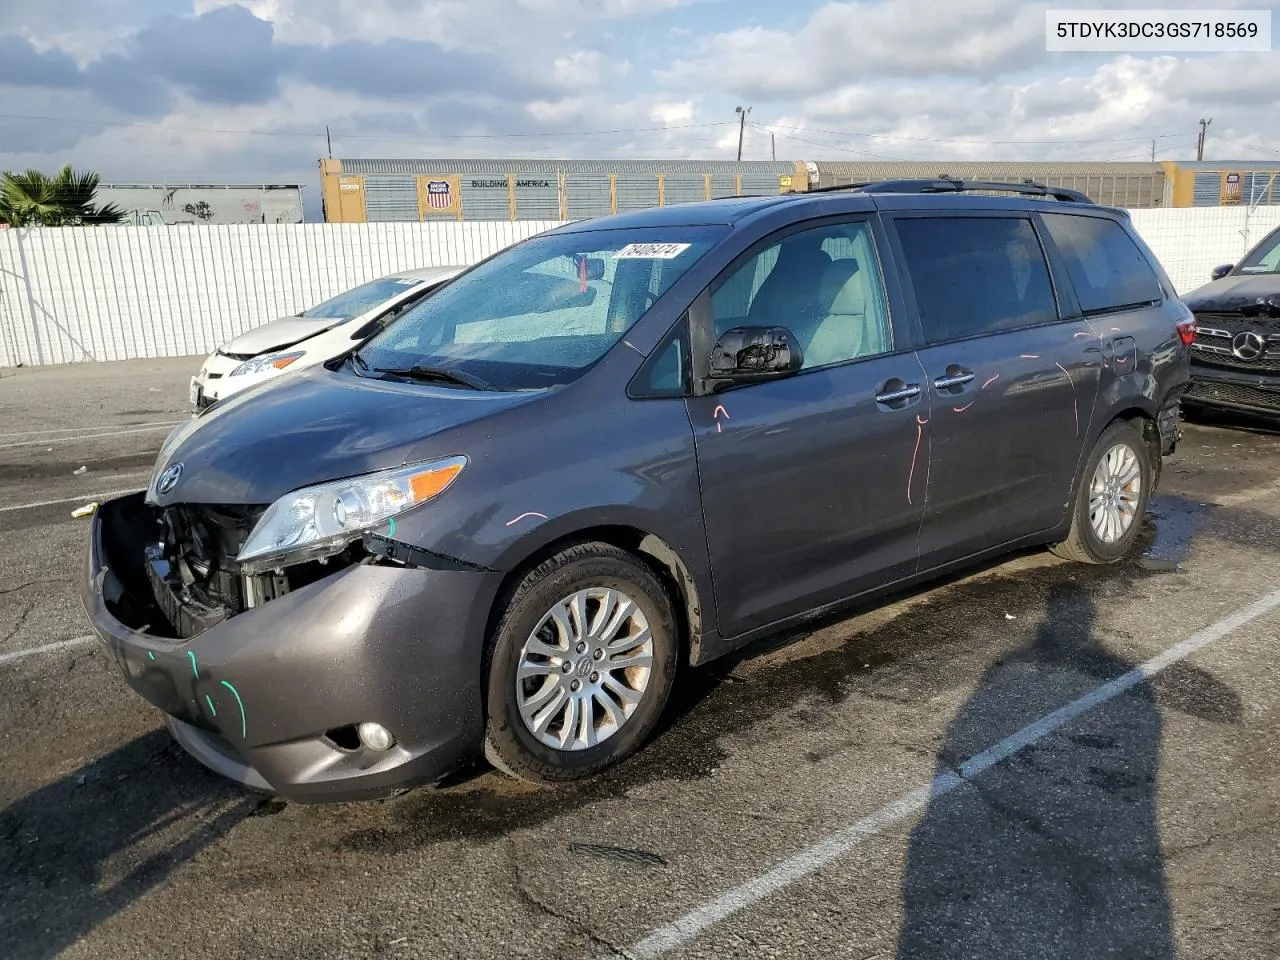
[80,493,499,803]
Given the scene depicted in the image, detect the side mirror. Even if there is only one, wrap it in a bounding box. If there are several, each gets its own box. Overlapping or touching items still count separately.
[708,326,803,383]
[1211,264,1234,281]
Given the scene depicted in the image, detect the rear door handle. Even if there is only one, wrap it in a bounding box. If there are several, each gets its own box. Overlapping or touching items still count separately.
[933,372,975,390]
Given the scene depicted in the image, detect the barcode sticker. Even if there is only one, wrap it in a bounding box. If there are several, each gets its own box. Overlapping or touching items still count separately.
[615,242,692,260]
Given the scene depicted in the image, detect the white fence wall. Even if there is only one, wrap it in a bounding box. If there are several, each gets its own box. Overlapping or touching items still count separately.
[0,220,568,368]
[2,207,1279,368]
[1129,206,1280,297]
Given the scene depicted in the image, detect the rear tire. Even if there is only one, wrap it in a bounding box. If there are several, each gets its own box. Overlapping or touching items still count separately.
[482,542,678,785]
[1050,420,1152,565]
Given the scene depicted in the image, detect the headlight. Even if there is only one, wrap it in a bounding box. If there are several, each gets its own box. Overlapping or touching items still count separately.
[236,456,467,571]
[230,351,304,377]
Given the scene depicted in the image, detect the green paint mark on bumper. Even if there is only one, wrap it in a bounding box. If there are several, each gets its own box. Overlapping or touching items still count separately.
[220,680,246,739]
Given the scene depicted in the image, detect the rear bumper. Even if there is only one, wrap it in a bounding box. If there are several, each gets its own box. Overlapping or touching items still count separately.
[1185,364,1280,415]
[80,493,499,803]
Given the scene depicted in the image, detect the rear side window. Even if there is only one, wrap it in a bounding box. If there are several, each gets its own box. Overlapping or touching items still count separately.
[1040,213,1163,313]
[895,217,1058,344]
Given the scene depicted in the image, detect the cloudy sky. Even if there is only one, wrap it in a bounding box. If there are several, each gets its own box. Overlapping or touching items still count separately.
[2,0,1278,217]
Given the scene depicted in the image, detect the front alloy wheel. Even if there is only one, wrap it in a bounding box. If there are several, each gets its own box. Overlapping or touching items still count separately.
[484,542,678,784]
[516,588,654,751]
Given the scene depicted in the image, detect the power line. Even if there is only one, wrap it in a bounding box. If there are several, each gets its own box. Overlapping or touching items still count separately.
[1214,139,1280,159]
[0,111,323,138]
[0,111,734,142]
[338,122,734,141]
[752,120,1197,147]
[751,125,911,161]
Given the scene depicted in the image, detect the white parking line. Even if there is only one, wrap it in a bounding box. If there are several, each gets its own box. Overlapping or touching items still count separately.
[0,419,183,441]
[0,635,98,666]
[0,485,147,514]
[619,586,1280,959]
[0,424,179,450]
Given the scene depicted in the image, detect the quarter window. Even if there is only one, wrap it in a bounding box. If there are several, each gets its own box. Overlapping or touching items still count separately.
[710,221,894,370]
[895,216,1059,344]
[1040,213,1164,313]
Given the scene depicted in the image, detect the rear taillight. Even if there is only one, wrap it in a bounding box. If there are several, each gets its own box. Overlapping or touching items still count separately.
[1176,318,1196,346]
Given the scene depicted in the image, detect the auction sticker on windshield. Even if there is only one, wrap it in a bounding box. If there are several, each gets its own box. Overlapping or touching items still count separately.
[616,242,692,259]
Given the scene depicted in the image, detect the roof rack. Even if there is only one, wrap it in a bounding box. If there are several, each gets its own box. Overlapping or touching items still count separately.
[802,175,1094,204]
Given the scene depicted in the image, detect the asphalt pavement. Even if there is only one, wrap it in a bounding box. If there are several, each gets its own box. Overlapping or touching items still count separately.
[1,357,1279,960]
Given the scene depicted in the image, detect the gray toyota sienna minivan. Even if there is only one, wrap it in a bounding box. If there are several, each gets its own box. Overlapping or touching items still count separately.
[82,179,1194,802]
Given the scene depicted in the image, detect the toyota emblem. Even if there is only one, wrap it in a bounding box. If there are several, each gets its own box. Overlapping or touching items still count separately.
[155,463,184,495]
[1231,331,1265,361]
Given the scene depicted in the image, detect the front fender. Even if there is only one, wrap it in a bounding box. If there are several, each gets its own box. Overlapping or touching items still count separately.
[378,386,718,640]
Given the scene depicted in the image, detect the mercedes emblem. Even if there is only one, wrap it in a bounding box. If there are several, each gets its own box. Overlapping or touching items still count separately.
[155,462,184,495]
[1231,331,1265,361]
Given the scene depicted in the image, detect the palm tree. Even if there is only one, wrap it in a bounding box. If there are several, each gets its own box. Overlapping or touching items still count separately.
[0,165,126,226]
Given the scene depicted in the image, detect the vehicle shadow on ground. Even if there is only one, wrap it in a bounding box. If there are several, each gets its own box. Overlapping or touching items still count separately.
[0,730,260,960]
[387,492,1255,843]
[895,581,1242,960]
[1183,405,1280,436]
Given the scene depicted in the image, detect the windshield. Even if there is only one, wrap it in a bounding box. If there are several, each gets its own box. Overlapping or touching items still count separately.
[301,275,423,319]
[354,225,728,390]
[1237,228,1280,275]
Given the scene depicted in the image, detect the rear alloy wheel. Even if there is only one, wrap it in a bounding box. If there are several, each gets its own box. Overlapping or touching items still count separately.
[1088,442,1143,544]
[483,543,677,784]
[1050,420,1152,564]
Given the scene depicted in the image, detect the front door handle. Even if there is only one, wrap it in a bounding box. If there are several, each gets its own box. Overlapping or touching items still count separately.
[933,371,975,390]
[875,382,922,404]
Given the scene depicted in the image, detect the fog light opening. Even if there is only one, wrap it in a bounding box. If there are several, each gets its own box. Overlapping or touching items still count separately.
[325,725,361,751]
[357,721,396,752]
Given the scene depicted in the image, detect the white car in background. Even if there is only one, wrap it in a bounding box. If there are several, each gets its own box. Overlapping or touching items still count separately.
[190,265,466,410]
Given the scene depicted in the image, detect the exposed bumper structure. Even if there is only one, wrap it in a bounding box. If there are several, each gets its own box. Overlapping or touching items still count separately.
[1184,365,1280,415]
[80,493,497,803]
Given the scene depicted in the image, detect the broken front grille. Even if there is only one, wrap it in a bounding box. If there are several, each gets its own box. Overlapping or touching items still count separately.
[148,502,360,638]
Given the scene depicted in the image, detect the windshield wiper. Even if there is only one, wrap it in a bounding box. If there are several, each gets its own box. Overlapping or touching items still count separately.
[371,363,491,390]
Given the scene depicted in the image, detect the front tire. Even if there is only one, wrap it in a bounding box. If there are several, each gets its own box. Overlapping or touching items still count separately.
[1050,420,1153,564]
[483,542,678,785]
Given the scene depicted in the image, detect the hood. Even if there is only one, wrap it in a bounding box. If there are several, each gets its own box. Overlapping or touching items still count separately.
[220,315,347,356]
[149,364,540,506]
[1182,273,1280,312]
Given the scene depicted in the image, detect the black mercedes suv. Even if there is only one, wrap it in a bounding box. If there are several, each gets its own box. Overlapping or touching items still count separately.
[1182,224,1280,417]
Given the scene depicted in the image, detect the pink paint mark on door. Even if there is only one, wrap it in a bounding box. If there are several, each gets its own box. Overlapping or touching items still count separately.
[907,414,929,505]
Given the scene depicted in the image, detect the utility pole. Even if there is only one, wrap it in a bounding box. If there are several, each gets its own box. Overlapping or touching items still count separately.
[326,125,333,159]
[771,132,776,161]
[1196,118,1212,161]
[1151,138,1155,162]
[735,106,751,161]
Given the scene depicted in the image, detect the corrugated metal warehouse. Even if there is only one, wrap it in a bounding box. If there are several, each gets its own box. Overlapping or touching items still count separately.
[1163,160,1280,206]
[808,161,1168,209]
[319,158,1280,222]
[319,158,809,223]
